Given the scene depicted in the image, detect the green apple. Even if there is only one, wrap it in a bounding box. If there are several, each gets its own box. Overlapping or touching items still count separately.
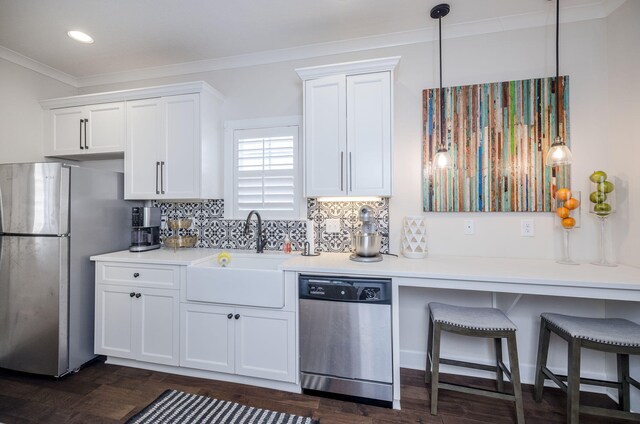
[589,170,607,183]
[597,181,614,193]
[590,191,606,203]
[594,203,612,215]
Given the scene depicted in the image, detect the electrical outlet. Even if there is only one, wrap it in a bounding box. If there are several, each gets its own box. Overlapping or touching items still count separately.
[326,219,341,234]
[463,219,474,235]
[521,219,535,237]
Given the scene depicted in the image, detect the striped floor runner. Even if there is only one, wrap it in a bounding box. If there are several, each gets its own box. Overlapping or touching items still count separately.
[126,389,317,424]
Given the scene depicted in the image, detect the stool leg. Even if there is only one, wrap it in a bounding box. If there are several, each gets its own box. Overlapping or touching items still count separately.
[425,312,434,384]
[534,319,551,402]
[430,321,442,416]
[506,333,525,424]
[617,353,631,411]
[567,338,581,424]
[494,337,505,393]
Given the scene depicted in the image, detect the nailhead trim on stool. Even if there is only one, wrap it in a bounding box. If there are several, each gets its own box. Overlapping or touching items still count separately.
[426,302,525,424]
[534,313,640,424]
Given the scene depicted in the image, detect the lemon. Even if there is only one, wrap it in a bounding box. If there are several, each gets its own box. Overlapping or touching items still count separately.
[589,171,607,183]
[597,181,614,193]
[589,191,606,203]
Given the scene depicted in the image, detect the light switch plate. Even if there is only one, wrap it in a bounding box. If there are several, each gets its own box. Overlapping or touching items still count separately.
[326,219,341,233]
[463,220,474,235]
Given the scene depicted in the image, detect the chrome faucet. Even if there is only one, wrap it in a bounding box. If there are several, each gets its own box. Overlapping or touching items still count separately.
[244,210,267,253]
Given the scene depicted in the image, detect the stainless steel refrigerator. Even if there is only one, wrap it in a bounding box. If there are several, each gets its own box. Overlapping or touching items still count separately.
[0,162,132,377]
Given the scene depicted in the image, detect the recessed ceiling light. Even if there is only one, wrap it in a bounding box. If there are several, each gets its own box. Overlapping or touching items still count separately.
[67,30,94,44]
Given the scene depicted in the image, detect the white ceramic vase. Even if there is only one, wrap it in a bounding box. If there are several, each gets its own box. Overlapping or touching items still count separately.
[401,216,427,259]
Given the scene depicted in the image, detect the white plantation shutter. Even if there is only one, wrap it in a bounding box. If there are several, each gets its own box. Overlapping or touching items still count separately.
[233,126,300,219]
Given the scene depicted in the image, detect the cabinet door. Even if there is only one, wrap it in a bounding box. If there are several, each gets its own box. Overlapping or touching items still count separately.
[95,285,135,359]
[50,107,84,155]
[304,75,347,197]
[86,102,125,153]
[136,287,179,366]
[163,94,200,199]
[346,72,392,196]
[125,98,163,199]
[180,303,235,373]
[235,309,295,382]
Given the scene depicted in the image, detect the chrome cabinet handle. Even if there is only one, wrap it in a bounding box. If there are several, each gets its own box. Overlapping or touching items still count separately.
[160,161,165,194]
[84,119,88,149]
[349,152,353,192]
[155,162,160,194]
[340,151,344,191]
[79,119,84,150]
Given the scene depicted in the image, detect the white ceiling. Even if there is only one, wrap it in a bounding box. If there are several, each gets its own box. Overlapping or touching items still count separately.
[0,0,625,86]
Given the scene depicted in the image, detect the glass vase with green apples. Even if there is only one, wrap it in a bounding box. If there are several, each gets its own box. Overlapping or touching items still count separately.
[588,170,617,267]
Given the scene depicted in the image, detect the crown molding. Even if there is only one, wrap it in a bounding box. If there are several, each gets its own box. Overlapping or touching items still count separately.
[39,81,222,109]
[1,0,626,89]
[295,56,400,80]
[0,45,78,87]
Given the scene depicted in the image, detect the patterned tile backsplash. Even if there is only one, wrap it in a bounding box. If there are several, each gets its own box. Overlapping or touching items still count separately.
[152,198,389,253]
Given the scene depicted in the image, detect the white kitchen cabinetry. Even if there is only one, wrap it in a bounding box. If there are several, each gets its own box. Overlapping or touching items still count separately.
[296,57,399,197]
[94,262,180,366]
[181,303,296,383]
[125,91,221,200]
[46,102,125,158]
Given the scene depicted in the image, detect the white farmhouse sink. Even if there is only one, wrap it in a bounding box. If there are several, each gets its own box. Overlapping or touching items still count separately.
[186,252,288,308]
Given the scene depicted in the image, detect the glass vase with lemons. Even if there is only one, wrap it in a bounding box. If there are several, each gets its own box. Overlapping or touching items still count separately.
[588,171,617,266]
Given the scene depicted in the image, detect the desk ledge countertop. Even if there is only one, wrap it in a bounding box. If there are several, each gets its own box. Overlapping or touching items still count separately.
[281,253,640,291]
[90,248,217,266]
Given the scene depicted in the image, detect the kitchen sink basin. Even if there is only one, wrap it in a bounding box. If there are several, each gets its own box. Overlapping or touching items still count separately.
[186,252,288,308]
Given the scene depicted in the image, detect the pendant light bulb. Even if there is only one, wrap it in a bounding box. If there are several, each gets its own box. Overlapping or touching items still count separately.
[434,147,452,169]
[546,0,572,167]
[546,137,573,166]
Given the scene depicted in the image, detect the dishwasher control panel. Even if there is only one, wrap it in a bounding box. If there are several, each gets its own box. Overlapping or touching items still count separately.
[299,275,391,304]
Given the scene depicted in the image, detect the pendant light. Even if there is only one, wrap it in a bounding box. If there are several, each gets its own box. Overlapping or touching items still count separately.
[545,0,572,166]
[431,3,452,170]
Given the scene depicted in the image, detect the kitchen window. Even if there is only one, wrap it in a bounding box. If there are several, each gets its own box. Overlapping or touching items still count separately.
[224,116,304,220]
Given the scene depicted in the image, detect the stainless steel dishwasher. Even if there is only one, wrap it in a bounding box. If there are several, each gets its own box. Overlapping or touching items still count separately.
[299,274,392,406]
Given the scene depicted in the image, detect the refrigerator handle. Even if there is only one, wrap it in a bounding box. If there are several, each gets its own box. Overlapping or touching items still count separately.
[160,161,165,194]
[79,119,84,150]
[84,119,88,150]
[155,162,160,194]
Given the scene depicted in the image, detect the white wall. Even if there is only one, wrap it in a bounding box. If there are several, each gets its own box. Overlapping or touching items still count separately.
[0,58,76,163]
[80,17,616,263]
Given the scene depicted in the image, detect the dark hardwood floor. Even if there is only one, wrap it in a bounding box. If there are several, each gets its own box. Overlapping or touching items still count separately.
[0,359,631,423]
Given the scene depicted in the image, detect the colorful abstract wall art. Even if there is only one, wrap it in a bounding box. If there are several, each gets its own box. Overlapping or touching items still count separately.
[422,76,570,212]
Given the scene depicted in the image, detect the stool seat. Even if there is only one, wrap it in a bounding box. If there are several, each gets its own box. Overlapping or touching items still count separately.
[430,302,517,332]
[542,313,640,347]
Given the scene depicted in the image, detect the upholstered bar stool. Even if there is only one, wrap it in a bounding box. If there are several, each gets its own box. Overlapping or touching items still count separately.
[534,313,640,423]
[426,302,525,424]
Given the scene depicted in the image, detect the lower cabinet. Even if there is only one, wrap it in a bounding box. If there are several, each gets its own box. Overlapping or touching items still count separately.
[180,303,296,383]
[95,284,179,366]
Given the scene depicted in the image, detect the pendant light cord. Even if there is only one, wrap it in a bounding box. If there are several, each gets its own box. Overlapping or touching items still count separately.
[439,16,444,149]
[555,0,560,138]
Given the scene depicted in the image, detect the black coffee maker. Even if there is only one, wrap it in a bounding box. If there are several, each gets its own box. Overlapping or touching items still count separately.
[130,207,161,252]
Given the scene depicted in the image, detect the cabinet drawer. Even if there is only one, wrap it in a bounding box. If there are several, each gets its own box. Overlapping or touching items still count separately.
[97,262,180,289]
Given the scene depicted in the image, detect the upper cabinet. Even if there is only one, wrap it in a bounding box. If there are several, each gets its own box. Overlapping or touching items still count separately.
[296,57,399,198]
[41,82,224,200]
[47,102,125,158]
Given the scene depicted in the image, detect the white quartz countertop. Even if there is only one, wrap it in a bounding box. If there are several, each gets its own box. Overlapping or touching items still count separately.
[281,252,640,291]
[90,248,640,291]
[90,248,218,266]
